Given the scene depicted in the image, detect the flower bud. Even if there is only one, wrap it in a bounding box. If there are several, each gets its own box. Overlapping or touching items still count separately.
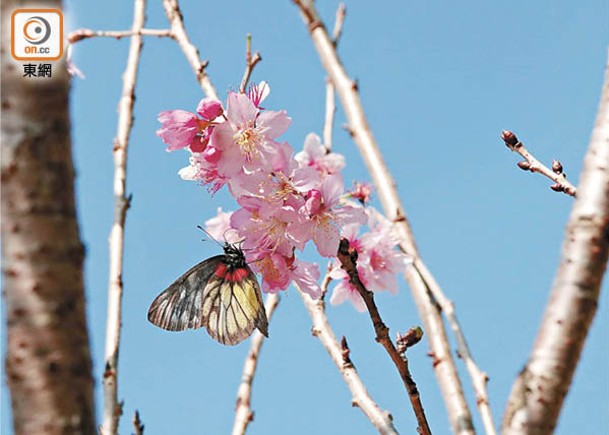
[550,184,564,192]
[501,130,519,147]
[517,161,532,171]
[552,160,563,174]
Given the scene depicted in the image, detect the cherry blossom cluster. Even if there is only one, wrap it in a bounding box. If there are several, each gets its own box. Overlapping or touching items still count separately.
[156,82,408,308]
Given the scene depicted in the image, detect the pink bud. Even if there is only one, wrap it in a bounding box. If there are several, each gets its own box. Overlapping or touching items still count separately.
[196,98,223,120]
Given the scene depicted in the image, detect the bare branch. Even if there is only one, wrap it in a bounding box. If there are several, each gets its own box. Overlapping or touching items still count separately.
[323,78,336,149]
[415,261,496,435]
[102,0,146,433]
[322,3,345,149]
[239,34,262,94]
[162,0,220,100]
[133,410,145,435]
[68,28,171,43]
[502,49,609,435]
[293,1,477,432]
[502,130,577,197]
[336,239,431,435]
[232,294,280,435]
[299,277,398,435]
[331,3,346,44]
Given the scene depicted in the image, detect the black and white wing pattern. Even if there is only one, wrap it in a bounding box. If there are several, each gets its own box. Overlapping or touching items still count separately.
[147,244,269,346]
[147,256,222,332]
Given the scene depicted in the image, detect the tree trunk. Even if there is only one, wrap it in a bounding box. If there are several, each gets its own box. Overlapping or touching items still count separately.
[1,1,96,433]
[502,51,609,434]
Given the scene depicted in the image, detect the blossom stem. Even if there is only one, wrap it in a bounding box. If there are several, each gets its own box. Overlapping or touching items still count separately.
[337,239,431,435]
[239,35,262,94]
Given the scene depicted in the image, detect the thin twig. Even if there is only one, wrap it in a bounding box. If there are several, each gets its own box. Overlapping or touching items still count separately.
[239,34,262,94]
[133,410,145,435]
[232,294,280,435]
[502,49,609,435]
[298,276,398,435]
[68,28,171,43]
[502,130,577,197]
[102,0,146,433]
[415,260,496,435]
[293,1,478,433]
[322,4,345,149]
[162,0,220,100]
[337,239,431,435]
[323,79,336,149]
[331,3,346,44]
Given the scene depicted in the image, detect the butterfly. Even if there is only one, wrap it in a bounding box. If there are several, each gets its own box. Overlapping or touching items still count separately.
[147,242,269,346]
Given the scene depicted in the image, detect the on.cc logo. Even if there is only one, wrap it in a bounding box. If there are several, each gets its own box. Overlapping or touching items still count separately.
[22,16,52,45]
[11,9,63,61]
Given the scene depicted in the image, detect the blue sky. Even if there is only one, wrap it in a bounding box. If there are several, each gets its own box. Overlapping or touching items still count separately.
[2,1,608,434]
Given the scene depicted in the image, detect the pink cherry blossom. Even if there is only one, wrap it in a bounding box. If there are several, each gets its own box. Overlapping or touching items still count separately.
[290,259,321,298]
[212,92,291,177]
[244,158,320,207]
[348,181,373,205]
[157,82,408,304]
[204,208,240,245]
[255,253,291,293]
[230,196,309,257]
[156,110,200,151]
[358,209,411,293]
[254,253,321,298]
[196,98,223,121]
[246,81,270,108]
[178,146,228,194]
[329,267,366,312]
[304,175,366,257]
[295,133,345,177]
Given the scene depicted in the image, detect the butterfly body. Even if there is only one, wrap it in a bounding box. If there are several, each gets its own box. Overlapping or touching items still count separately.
[148,243,268,346]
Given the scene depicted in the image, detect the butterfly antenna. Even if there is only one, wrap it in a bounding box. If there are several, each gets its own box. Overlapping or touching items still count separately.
[196,225,224,247]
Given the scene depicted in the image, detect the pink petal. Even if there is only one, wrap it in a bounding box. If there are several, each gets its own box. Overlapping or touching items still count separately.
[196,98,223,120]
[313,221,340,257]
[257,110,291,139]
[226,92,258,125]
[292,260,321,299]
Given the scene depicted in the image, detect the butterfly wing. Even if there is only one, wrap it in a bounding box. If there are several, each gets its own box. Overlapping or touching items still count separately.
[147,256,269,346]
[202,265,268,345]
[147,255,223,331]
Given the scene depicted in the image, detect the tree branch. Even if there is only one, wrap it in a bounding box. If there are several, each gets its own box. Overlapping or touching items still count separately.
[232,294,280,435]
[502,49,609,435]
[322,3,345,149]
[337,239,431,435]
[132,410,145,435]
[68,28,171,43]
[501,130,577,197]
[299,276,398,434]
[102,0,146,433]
[162,0,220,100]
[415,260,496,435]
[239,34,262,94]
[293,1,477,432]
